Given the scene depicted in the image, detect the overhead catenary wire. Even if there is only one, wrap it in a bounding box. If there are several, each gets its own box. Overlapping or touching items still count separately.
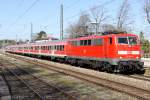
[65,0,114,22]
[7,0,40,30]
[64,0,81,9]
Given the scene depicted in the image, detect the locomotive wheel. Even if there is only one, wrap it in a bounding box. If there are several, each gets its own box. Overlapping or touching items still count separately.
[101,62,112,72]
[136,68,145,74]
[106,63,113,73]
[118,63,124,73]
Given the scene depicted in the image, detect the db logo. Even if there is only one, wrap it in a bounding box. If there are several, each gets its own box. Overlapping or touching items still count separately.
[83,50,86,54]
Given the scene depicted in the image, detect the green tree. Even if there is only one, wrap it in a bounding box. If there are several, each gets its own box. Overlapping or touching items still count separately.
[34,31,48,41]
[139,31,150,53]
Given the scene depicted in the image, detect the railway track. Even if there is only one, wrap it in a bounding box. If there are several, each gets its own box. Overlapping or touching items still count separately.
[128,74,150,82]
[2,53,150,100]
[0,63,44,100]
[0,59,76,100]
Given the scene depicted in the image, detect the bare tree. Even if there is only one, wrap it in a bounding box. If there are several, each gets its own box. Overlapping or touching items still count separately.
[90,6,108,34]
[77,13,91,34]
[66,23,79,38]
[101,24,116,32]
[117,0,131,31]
[66,12,91,38]
[144,0,150,24]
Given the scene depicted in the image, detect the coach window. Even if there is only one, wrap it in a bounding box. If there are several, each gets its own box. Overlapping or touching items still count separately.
[57,45,59,50]
[74,41,77,46]
[71,41,74,45]
[62,45,64,51]
[41,46,43,50]
[59,45,61,51]
[80,40,84,46]
[55,46,57,50]
[84,40,88,46]
[38,46,39,50]
[58,46,59,50]
[48,46,50,50]
[60,45,64,51]
[59,45,61,50]
[59,45,62,51]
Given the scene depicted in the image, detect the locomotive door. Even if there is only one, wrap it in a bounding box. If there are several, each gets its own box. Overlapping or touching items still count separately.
[104,37,108,58]
[104,37,112,58]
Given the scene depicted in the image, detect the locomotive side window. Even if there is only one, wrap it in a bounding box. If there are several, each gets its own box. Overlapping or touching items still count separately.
[79,40,92,46]
[118,37,128,44]
[92,38,103,45]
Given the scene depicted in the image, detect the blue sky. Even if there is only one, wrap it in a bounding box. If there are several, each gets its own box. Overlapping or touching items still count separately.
[0,0,149,40]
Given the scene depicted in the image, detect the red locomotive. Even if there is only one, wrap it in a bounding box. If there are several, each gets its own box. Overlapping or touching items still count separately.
[5,33,145,74]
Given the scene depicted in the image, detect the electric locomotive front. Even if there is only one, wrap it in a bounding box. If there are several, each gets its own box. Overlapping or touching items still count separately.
[114,34,145,73]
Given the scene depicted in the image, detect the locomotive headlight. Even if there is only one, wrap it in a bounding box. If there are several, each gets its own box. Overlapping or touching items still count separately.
[136,56,139,59]
[120,57,122,59]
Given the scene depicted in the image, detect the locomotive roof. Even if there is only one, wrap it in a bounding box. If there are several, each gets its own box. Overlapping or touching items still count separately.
[67,33,138,41]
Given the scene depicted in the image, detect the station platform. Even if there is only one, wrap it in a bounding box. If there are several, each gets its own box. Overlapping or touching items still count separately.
[142,58,150,68]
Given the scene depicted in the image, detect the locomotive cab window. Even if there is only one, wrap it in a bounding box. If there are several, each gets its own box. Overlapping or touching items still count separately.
[129,37,137,45]
[118,37,138,45]
[118,37,128,44]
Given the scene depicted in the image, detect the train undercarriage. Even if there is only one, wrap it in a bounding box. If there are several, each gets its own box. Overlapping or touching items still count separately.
[64,56,145,74]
